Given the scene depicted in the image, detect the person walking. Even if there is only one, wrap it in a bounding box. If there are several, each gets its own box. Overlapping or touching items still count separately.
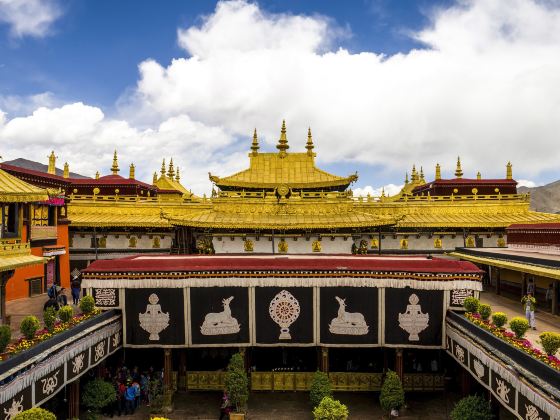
[522,292,537,330]
[125,381,136,415]
[71,277,81,305]
[219,390,232,420]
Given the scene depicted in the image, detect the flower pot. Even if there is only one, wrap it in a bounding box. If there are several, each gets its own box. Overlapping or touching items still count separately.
[229,413,245,420]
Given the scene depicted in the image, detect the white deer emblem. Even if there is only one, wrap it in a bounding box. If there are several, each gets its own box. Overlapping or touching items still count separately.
[200,296,241,335]
[329,296,369,335]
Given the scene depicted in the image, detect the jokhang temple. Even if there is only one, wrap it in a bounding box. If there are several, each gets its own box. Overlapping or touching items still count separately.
[1,121,560,419]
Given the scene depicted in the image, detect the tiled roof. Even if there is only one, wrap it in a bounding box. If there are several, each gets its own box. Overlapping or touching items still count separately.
[0,168,49,203]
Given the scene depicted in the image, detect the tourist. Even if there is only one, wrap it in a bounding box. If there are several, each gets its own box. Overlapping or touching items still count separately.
[132,379,141,409]
[117,380,127,416]
[522,292,537,330]
[125,381,136,415]
[43,296,60,312]
[219,390,232,420]
[71,277,81,305]
[527,278,535,295]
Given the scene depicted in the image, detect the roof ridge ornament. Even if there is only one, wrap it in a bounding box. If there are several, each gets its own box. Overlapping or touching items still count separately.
[306,127,315,156]
[276,119,289,157]
[176,167,180,182]
[435,163,441,180]
[111,150,119,175]
[168,158,175,178]
[48,151,57,175]
[63,162,70,179]
[455,156,463,178]
[129,163,135,180]
[251,128,259,156]
[506,161,512,180]
[161,158,166,177]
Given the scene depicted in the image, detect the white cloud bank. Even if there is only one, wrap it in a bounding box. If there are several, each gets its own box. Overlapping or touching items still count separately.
[3,0,560,194]
[0,0,61,38]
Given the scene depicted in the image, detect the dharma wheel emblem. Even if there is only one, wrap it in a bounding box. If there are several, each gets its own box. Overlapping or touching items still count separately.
[398,294,429,341]
[139,293,170,340]
[269,290,300,340]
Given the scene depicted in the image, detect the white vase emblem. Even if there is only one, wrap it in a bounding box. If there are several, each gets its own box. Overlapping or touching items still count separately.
[201,296,241,335]
[398,294,429,341]
[329,296,369,335]
[473,359,485,378]
[269,290,300,340]
[139,293,170,340]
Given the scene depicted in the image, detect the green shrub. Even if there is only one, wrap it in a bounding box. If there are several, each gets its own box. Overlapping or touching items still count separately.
[379,370,405,413]
[13,407,56,420]
[82,379,116,414]
[491,312,508,328]
[463,296,480,313]
[225,353,249,412]
[310,371,332,408]
[450,395,493,420]
[58,305,74,323]
[539,332,560,356]
[509,317,530,339]
[79,295,95,314]
[478,304,491,320]
[20,315,40,340]
[313,396,349,420]
[0,325,11,353]
[43,306,57,332]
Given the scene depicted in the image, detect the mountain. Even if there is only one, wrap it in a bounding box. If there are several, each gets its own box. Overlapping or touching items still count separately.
[1,158,89,179]
[518,180,560,214]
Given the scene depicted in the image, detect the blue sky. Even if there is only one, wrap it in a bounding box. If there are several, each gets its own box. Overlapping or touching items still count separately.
[0,0,559,195]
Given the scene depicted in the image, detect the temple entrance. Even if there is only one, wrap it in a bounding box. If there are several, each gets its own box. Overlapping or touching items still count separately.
[250,347,317,372]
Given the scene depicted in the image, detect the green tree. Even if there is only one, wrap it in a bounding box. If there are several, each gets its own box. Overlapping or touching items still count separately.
[313,396,349,420]
[58,305,74,323]
[379,370,405,414]
[310,371,332,408]
[450,395,493,420]
[0,324,11,353]
[539,332,560,356]
[13,408,56,420]
[43,306,57,333]
[225,353,249,412]
[509,317,530,339]
[79,295,95,314]
[82,379,116,416]
[491,312,508,328]
[478,304,491,320]
[463,296,480,313]
[20,315,40,340]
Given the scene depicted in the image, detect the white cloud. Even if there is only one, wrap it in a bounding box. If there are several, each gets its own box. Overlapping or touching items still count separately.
[354,184,404,197]
[0,0,61,38]
[517,179,540,188]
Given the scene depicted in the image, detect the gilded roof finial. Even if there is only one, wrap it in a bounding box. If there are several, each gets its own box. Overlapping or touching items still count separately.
[111,150,119,175]
[435,163,441,180]
[153,172,158,184]
[506,161,512,180]
[176,167,180,182]
[63,162,69,178]
[167,158,175,178]
[454,156,463,178]
[420,166,425,183]
[477,171,481,180]
[129,163,135,180]
[411,164,418,182]
[381,187,386,198]
[306,127,315,156]
[276,119,289,156]
[95,171,100,180]
[48,151,57,175]
[251,128,259,156]
[161,158,166,176]
[404,172,409,185]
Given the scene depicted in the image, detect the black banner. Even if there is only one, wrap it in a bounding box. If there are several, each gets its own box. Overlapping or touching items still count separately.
[449,289,474,308]
[0,386,32,418]
[90,338,109,366]
[518,393,550,420]
[384,288,443,346]
[66,349,89,381]
[189,287,250,345]
[93,287,119,307]
[35,367,64,405]
[109,331,121,353]
[255,287,313,345]
[125,288,185,346]
[319,287,378,345]
[469,355,489,386]
[451,339,468,367]
[491,371,516,411]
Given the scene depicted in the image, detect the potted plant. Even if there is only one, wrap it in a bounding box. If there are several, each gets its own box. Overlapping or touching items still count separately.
[0,324,11,356]
[478,304,491,321]
[13,408,57,419]
[80,295,96,314]
[59,305,74,323]
[43,306,57,333]
[313,396,349,419]
[539,332,560,356]
[224,353,249,419]
[463,296,480,314]
[379,370,405,417]
[450,395,493,420]
[491,312,507,329]
[82,378,117,419]
[310,370,332,408]
[509,317,530,340]
[20,315,40,340]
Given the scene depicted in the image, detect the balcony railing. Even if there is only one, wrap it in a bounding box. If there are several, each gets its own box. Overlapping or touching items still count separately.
[0,240,30,256]
[30,225,58,240]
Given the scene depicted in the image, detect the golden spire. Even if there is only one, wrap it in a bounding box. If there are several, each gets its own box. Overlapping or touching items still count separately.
[411,164,418,182]
[47,151,56,175]
[176,167,180,182]
[477,171,481,180]
[63,162,69,178]
[506,161,512,179]
[129,163,135,179]
[276,119,289,156]
[306,127,315,156]
[435,163,441,180]
[167,158,175,178]
[153,172,158,184]
[404,172,409,185]
[420,166,425,183]
[251,128,259,156]
[111,150,119,175]
[381,187,386,198]
[95,171,100,180]
[161,158,166,176]
[454,156,463,178]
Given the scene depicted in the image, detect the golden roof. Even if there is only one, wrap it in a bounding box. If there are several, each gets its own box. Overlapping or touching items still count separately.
[67,201,171,228]
[0,168,49,203]
[0,241,45,272]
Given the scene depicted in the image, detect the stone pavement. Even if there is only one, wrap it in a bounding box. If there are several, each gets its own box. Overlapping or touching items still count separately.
[103,391,462,420]
[480,290,560,352]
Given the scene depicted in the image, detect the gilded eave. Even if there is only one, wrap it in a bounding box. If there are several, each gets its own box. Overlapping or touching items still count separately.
[0,168,49,203]
[0,242,46,272]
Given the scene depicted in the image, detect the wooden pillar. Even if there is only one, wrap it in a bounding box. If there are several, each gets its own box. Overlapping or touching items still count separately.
[521,272,527,297]
[319,347,329,373]
[460,368,471,396]
[163,349,173,391]
[395,349,404,383]
[553,280,559,316]
[0,270,14,325]
[68,379,80,419]
[495,267,501,296]
[178,349,187,391]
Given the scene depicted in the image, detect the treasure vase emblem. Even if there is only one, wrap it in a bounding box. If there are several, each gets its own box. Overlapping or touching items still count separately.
[329,296,369,335]
[398,294,429,341]
[269,290,300,340]
[200,296,241,335]
[139,293,170,340]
